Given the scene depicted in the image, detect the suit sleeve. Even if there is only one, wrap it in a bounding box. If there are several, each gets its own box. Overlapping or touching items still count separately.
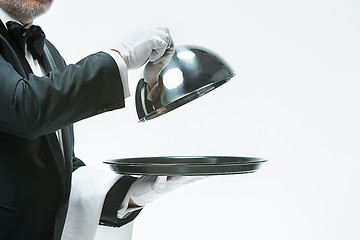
[100,176,142,227]
[72,155,85,172]
[0,51,125,139]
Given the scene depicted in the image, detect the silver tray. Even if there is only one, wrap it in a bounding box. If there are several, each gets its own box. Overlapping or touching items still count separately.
[104,156,267,176]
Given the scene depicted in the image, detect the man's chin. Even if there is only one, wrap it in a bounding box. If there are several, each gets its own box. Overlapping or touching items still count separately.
[34,0,53,5]
[7,0,54,23]
[28,0,53,14]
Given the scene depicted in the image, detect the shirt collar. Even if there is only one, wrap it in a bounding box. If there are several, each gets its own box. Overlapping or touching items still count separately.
[0,8,22,29]
[0,8,33,29]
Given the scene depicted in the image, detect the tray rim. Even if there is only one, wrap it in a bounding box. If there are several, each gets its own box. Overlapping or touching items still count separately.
[106,161,265,176]
[103,156,268,166]
[104,155,268,171]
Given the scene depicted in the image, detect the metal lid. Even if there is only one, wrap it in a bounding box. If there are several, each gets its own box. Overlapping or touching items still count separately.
[136,45,235,122]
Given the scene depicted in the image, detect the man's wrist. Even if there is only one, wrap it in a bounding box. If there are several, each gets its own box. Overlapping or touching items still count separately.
[110,48,122,57]
[128,198,140,208]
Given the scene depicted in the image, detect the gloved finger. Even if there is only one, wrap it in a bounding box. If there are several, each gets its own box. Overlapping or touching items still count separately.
[148,28,174,61]
[144,47,175,84]
[132,175,157,188]
[149,49,166,62]
[167,176,207,185]
[127,47,153,69]
[146,82,158,101]
[156,176,168,184]
[139,175,158,183]
[152,26,173,49]
[148,39,168,62]
[150,46,175,65]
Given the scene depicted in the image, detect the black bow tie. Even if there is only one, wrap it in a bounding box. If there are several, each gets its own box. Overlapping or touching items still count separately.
[6,21,46,60]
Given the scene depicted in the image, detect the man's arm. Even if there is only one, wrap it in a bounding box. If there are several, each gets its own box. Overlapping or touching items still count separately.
[0,51,125,139]
[70,154,141,228]
[99,176,142,227]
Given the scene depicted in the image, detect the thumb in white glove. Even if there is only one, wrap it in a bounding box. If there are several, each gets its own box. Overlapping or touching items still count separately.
[116,27,173,70]
[144,46,175,83]
[144,46,175,101]
[128,176,203,207]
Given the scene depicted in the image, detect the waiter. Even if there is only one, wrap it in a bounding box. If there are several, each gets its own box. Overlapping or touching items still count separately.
[0,0,196,239]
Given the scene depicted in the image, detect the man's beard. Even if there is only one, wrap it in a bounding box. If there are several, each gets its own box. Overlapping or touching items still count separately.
[0,0,53,24]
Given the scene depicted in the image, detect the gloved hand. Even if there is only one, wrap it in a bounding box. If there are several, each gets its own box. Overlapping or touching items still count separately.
[144,46,175,101]
[144,46,175,83]
[116,27,173,70]
[128,176,203,207]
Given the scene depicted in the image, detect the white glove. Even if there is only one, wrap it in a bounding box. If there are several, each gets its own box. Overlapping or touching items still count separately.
[128,175,203,207]
[143,46,175,101]
[144,46,175,83]
[116,27,173,70]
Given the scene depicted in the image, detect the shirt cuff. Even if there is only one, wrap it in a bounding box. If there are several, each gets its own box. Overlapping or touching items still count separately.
[105,50,130,98]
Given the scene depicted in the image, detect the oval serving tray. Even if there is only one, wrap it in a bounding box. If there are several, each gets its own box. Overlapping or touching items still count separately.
[104,156,268,176]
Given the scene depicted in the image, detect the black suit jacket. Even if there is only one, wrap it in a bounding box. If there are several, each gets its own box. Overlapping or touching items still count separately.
[0,20,136,240]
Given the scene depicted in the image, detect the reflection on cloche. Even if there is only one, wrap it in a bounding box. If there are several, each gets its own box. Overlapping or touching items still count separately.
[135,45,235,122]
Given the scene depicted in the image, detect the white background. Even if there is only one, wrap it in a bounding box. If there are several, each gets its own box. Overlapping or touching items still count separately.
[37,0,360,239]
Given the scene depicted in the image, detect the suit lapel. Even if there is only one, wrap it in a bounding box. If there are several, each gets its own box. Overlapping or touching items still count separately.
[46,133,67,191]
[0,19,33,77]
[41,42,73,189]
[41,42,57,74]
[61,128,73,187]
